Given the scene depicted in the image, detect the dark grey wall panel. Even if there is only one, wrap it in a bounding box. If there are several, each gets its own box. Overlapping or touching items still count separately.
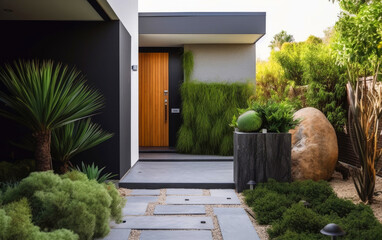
[0,21,131,178]
[139,12,266,34]
[119,22,132,177]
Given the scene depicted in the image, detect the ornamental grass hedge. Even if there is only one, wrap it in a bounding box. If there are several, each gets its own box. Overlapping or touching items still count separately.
[176,81,253,155]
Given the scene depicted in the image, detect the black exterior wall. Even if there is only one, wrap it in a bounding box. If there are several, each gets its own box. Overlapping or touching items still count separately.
[139,47,184,148]
[0,21,131,178]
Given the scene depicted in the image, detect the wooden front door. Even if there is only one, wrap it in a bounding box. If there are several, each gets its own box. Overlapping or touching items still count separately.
[139,52,169,146]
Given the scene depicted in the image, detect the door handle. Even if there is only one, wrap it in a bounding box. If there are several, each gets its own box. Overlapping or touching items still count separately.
[164,99,168,123]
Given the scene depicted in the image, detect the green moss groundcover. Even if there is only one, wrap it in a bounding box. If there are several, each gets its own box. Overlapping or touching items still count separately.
[177,81,253,155]
[0,171,125,240]
[244,179,382,239]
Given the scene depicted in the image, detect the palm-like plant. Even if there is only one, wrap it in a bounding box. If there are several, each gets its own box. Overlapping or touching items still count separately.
[52,119,113,173]
[346,80,382,204]
[0,60,104,171]
[75,162,117,183]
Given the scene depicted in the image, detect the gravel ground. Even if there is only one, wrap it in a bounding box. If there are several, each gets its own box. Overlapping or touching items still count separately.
[329,171,382,223]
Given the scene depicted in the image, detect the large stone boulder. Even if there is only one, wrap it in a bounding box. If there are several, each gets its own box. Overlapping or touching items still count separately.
[289,107,338,181]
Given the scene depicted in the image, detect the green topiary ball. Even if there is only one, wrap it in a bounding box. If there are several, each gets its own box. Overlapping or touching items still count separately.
[237,110,263,132]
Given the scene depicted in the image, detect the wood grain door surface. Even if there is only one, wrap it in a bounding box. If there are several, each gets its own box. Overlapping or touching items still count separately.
[139,52,169,146]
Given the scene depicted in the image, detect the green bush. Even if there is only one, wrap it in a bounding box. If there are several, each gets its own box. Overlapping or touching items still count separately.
[268,36,348,132]
[249,101,299,133]
[244,179,382,240]
[177,81,253,155]
[233,101,299,133]
[0,198,78,240]
[255,60,290,103]
[273,42,306,85]
[301,43,347,132]
[1,171,125,240]
[268,204,326,238]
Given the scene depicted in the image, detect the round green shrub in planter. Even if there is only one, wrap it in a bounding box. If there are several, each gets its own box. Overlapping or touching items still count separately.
[236,110,262,132]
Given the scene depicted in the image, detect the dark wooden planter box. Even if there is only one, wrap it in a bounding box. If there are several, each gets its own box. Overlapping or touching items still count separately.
[234,131,292,192]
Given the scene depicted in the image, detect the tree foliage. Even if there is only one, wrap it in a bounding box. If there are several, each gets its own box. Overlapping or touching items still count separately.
[334,0,382,79]
[269,30,295,50]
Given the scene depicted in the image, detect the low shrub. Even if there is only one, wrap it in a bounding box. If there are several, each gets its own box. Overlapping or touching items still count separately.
[1,198,78,240]
[244,179,382,239]
[268,204,326,238]
[1,171,125,240]
[177,81,253,155]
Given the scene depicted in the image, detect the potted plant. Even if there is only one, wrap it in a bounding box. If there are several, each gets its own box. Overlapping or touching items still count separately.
[231,101,299,192]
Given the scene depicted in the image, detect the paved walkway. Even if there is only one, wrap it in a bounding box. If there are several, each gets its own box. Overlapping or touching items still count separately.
[100,188,261,240]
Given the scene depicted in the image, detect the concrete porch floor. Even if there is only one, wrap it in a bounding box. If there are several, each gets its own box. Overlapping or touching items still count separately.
[119,154,234,189]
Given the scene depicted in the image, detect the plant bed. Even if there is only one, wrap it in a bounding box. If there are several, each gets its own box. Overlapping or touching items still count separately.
[244,178,382,240]
[234,131,291,192]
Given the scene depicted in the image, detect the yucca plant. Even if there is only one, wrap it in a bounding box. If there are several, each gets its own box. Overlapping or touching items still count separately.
[75,162,117,183]
[346,80,382,204]
[52,118,113,173]
[0,60,104,171]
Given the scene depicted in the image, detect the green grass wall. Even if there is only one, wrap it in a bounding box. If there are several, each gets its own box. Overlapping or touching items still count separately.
[177,81,253,155]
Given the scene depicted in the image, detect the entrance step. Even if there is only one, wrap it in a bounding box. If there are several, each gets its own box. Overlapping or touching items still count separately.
[119,161,235,189]
[139,153,233,161]
[139,147,177,153]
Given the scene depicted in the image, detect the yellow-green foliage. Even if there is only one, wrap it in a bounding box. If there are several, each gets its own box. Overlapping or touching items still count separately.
[255,59,291,103]
[1,171,125,240]
[177,81,253,155]
[0,198,78,240]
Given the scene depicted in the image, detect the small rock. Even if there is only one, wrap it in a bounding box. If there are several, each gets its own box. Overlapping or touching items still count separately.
[289,107,338,181]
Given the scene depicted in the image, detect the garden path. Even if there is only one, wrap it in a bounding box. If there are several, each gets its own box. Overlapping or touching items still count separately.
[98,188,261,240]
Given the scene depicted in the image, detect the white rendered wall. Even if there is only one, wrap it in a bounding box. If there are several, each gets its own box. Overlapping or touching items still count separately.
[184,44,256,83]
[107,0,139,167]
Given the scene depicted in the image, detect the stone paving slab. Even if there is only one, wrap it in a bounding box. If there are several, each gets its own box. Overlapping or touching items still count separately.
[125,196,158,203]
[166,189,203,195]
[213,208,260,240]
[213,207,246,216]
[123,202,148,215]
[166,196,241,205]
[96,229,131,240]
[210,189,237,197]
[111,216,214,230]
[131,189,160,196]
[154,205,206,215]
[140,230,212,240]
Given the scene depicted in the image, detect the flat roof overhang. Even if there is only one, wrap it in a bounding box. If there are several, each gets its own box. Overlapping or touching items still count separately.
[139,12,266,47]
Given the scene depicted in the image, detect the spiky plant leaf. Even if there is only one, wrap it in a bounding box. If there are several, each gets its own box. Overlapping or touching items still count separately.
[0,60,104,132]
[75,162,117,183]
[51,119,113,164]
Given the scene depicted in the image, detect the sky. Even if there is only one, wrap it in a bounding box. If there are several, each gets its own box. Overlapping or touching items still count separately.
[138,0,341,61]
